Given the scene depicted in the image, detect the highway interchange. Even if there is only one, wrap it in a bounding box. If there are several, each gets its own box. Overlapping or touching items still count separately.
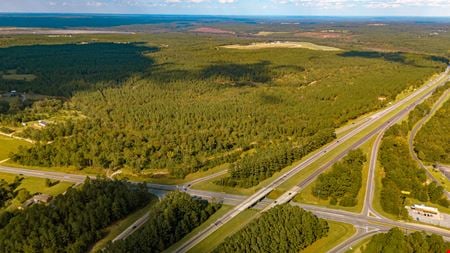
[0,67,449,252]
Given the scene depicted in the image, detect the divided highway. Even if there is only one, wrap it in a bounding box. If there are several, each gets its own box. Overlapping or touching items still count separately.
[0,67,448,252]
[173,67,450,252]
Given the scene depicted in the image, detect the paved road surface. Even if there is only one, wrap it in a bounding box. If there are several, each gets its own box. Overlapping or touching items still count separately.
[408,89,450,199]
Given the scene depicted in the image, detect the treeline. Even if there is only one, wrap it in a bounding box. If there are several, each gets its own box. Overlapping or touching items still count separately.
[407,82,450,129]
[0,178,154,253]
[213,204,328,253]
[7,38,446,181]
[363,227,450,253]
[312,149,366,207]
[104,191,221,253]
[0,98,64,126]
[0,177,21,208]
[216,129,334,188]
[415,98,450,164]
[379,123,448,217]
[0,43,155,97]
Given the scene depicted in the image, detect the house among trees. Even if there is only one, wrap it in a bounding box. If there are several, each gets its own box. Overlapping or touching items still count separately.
[19,193,53,209]
[38,120,48,127]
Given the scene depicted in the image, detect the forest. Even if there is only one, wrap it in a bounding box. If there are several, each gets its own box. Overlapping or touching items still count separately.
[213,204,329,252]
[379,123,448,217]
[312,149,366,207]
[363,227,450,253]
[0,43,155,96]
[0,176,21,208]
[2,35,447,183]
[414,98,450,165]
[0,178,153,253]
[103,191,221,253]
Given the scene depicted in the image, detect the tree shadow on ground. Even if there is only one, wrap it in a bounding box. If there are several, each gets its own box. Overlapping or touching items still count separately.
[200,61,272,86]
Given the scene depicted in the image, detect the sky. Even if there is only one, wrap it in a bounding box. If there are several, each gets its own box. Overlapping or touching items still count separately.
[1,0,450,16]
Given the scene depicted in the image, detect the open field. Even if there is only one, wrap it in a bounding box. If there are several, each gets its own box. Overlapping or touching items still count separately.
[345,236,372,253]
[0,135,31,161]
[302,221,356,253]
[0,172,73,210]
[188,209,258,253]
[222,41,341,51]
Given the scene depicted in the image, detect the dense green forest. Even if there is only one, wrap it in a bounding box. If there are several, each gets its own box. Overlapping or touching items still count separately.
[0,43,155,96]
[379,123,448,217]
[104,191,220,253]
[0,178,153,253]
[363,227,450,253]
[2,35,447,182]
[414,98,450,164]
[407,82,450,130]
[312,149,366,206]
[213,204,328,252]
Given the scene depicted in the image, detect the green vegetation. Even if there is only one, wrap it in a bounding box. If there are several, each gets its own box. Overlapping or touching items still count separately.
[0,173,73,211]
[164,205,233,252]
[189,209,258,253]
[379,123,448,218]
[0,33,447,185]
[302,221,356,253]
[312,149,366,207]
[0,178,153,253]
[363,227,450,253]
[104,191,221,253]
[214,204,328,252]
[0,135,30,161]
[0,43,155,97]
[415,98,450,164]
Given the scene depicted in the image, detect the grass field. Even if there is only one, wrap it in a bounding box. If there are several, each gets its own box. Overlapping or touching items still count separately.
[89,199,158,252]
[302,221,356,253]
[222,41,341,51]
[188,209,259,253]
[0,135,31,161]
[164,205,234,253]
[345,236,373,253]
[0,172,73,210]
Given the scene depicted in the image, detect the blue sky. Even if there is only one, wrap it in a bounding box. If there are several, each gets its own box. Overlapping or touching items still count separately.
[1,0,450,16]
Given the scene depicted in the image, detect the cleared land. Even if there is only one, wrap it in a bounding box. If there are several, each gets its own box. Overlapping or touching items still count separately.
[0,172,73,210]
[221,41,341,51]
[0,135,31,161]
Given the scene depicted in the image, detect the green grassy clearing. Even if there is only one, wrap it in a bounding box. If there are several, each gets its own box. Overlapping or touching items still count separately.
[164,205,234,253]
[345,236,373,253]
[89,199,158,252]
[302,221,356,253]
[429,168,450,192]
[188,209,259,253]
[0,172,73,210]
[120,163,230,185]
[0,135,31,161]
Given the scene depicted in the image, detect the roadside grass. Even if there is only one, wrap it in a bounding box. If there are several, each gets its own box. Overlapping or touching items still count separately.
[0,172,73,210]
[120,163,230,185]
[429,168,450,192]
[188,209,259,253]
[164,205,234,253]
[1,160,105,177]
[345,236,373,253]
[302,220,356,253]
[372,159,400,220]
[90,199,158,253]
[293,135,376,214]
[0,135,31,161]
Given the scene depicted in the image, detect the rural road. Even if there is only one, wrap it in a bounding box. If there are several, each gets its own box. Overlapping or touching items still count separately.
[408,89,450,199]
